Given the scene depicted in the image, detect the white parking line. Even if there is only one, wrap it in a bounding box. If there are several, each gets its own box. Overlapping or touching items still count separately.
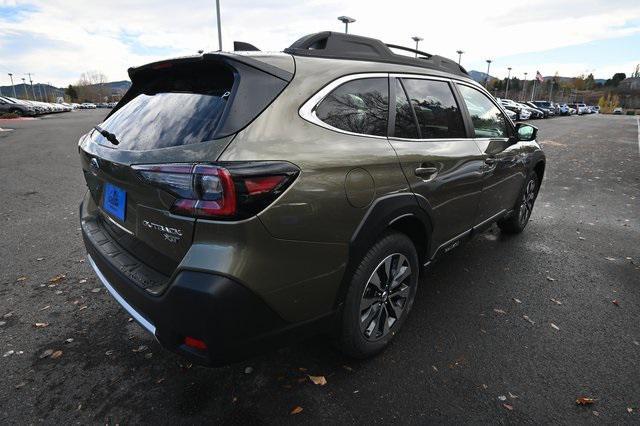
[637,116,640,155]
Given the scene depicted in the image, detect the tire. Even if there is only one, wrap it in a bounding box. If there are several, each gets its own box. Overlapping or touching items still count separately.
[338,231,419,359]
[498,171,539,234]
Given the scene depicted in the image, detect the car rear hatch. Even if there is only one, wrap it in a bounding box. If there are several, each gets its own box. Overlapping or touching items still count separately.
[79,53,293,287]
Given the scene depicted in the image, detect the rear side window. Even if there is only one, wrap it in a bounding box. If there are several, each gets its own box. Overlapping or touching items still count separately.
[457,85,509,138]
[393,79,419,139]
[400,79,465,139]
[95,61,234,150]
[315,78,388,137]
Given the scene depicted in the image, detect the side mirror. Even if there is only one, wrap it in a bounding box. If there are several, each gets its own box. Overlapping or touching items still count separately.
[515,123,537,142]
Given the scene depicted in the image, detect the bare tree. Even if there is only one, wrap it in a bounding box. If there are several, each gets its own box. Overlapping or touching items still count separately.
[76,71,108,102]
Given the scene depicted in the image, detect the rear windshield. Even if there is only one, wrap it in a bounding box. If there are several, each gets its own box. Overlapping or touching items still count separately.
[95,61,234,150]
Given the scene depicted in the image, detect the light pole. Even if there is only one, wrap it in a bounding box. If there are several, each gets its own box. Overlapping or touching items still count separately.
[411,36,423,57]
[21,78,28,100]
[215,0,222,51]
[505,67,512,99]
[8,73,17,98]
[485,59,492,88]
[521,72,528,101]
[338,16,355,34]
[456,50,464,65]
[27,72,37,100]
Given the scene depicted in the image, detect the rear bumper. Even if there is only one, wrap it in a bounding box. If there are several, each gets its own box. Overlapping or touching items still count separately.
[80,197,334,366]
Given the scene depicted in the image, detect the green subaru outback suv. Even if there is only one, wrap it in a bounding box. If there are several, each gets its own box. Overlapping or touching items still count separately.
[79,32,545,366]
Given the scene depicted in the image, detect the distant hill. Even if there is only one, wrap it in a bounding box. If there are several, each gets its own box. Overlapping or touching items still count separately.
[0,80,131,101]
[468,70,606,85]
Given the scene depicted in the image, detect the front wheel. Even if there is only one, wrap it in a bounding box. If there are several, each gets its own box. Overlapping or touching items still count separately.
[498,171,539,234]
[337,231,419,359]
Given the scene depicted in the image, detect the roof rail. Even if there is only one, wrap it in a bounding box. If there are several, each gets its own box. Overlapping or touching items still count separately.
[284,31,468,77]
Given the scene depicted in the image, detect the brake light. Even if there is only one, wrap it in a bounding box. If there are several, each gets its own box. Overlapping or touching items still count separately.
[132,162,299,220]
[184,336,207,351]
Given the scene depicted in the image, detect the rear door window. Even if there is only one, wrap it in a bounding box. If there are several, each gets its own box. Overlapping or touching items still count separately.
[315,78,388,137]
[393,79,419,139]
[400,78,465,139]
[457,84,509,138]
[95,61,234,150]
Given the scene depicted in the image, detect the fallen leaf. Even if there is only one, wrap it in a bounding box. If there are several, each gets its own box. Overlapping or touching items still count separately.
[90,288,101,293]
[546,276,556,282]
[290,406,303,415]
[244,366,254,374]
[105,350,114,356]
[550,298,563,305]
[509,392,519,399]
[298,367,308,372]
[144,353,153,359]
[0,321,6,326]
[34,323,49,328]
[494,308,507,315]
[3,350,15,357]
[16,276,27,282]
[49,274,66,283]
[578,236,586,240]
[576,397,596,405]
[3,312,13,319]
[523,315,535,325]
[14,382,26,389]
[36,257,44,261]
[550,323,560,331]
[132,345,148,353]
[79,279,87,284]
[593,411,599,416]
[308,375,327,386]
[612,299,620,306]
[51,350,63,359]
[39,305,50,311]
[503,403,514,411]
[39,349,53,359]
[627,408,633,413]
[512,298,522,304]
[156,378,165,384]
[78,305,88,311]
[65,338,74,344]
[605,257,616,261]
[498,395,507,401]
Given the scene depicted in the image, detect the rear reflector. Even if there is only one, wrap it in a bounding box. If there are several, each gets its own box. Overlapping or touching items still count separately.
[244,175,286,195]
[184,336,207,351]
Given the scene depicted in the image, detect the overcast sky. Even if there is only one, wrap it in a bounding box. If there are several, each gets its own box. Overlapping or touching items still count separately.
[1,0,639,87]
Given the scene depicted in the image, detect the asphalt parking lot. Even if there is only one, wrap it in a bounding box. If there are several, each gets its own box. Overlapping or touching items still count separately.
[0,110,638,424]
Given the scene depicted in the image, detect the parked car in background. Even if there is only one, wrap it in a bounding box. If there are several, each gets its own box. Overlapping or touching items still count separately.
[524,102,548,118]
[613,107,623,115]
[591,106,600,114]
[80,102,97,109]
[530,101,555,117]
[0,96,36,116]
[497,98,531,120]
[505,109,517,121]
[517,102,544,119]
[555,103,570,115]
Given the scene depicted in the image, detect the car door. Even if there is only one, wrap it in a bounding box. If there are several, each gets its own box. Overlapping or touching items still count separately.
[387,76,484,255]
[455,83,526,226]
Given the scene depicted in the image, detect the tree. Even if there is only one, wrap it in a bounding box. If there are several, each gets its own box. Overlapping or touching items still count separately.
[584,73,595,90]
[632,64,640,78]
[605,73,626,87]
[76,71,108,102]
[65,85,78,101]
[597,93,620,113]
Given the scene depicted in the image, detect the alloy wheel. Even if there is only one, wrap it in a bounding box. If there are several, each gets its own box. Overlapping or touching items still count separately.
[359,253,412,341]
[519,178,537,226]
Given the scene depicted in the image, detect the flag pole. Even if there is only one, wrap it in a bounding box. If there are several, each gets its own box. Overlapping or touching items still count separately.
[530,79,537,101]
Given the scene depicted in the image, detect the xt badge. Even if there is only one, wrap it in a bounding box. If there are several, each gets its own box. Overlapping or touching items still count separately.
[142,220,183,244]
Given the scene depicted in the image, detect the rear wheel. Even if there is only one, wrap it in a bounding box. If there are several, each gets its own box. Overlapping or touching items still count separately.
[338,231,419,359]
[498,171,539,234]
[9,108,22,116]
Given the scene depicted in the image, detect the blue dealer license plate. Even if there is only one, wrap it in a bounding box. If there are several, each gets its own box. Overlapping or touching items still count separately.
[102,183,126,222]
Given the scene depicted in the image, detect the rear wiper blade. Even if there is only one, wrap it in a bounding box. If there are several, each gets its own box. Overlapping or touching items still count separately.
[93,125,120,145]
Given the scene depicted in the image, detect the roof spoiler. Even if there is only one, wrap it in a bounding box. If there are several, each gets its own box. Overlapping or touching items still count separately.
[234,41,260,51]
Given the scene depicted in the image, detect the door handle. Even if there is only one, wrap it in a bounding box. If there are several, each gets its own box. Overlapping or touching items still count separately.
[415,166,438,179]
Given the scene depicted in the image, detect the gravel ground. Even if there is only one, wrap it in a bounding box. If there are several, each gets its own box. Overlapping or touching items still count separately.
[0,111,638,424]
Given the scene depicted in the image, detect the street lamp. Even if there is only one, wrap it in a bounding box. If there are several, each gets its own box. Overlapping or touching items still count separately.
[456,50,464,65]
[485,59,492,88]
[411,36,423,57]
[338,16,356,34]
[505,67,512,99]
[21,77,29,100]
[8,73,17,98]
[521,72,528,101]
[215,0,222,51]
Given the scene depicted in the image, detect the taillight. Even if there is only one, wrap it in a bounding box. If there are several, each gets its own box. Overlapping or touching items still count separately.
[132,162,299,220]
